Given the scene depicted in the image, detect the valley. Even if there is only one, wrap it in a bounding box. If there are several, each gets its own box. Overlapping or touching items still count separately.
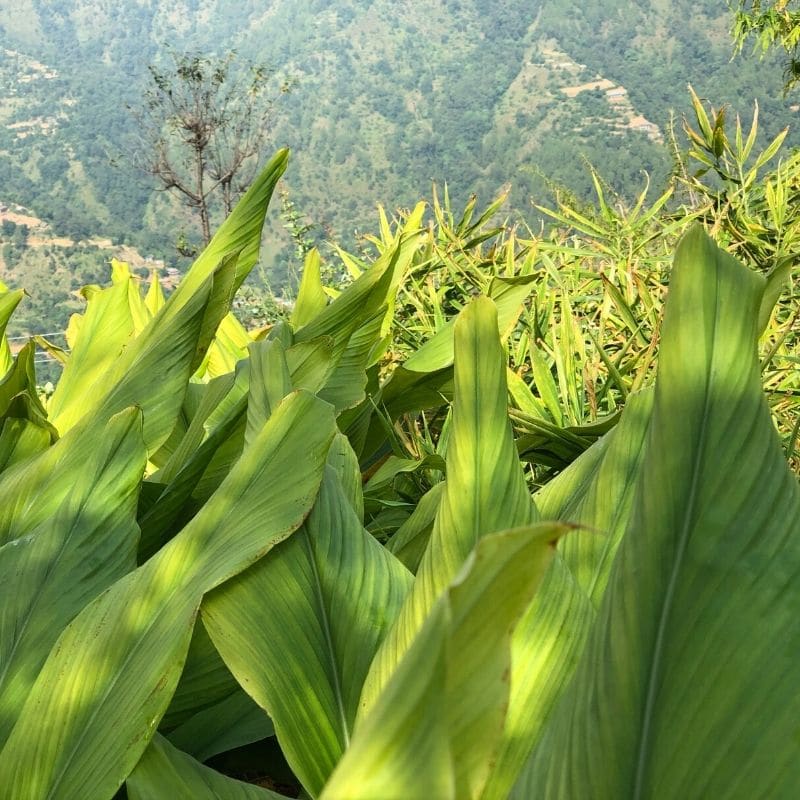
[0,0,796,336]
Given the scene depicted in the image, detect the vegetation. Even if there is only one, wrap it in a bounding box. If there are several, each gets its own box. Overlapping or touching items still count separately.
[0,117,797,795]
[0,4,798,798]
[733,0,800,88]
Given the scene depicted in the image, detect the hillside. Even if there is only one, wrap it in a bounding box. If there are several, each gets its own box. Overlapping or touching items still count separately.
[0,0,796,306]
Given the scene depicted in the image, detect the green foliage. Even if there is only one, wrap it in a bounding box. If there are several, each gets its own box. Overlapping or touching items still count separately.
[733,0,800,88]
[0,147,797,799]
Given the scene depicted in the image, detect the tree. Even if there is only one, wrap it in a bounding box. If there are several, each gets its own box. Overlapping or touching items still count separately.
[732,1,800,89]
[131,50,290,250]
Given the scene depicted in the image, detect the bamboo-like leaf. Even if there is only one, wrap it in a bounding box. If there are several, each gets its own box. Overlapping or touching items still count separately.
[0,391,335,800]
[403,275,537,373]
[203,465,412,796]
[523,226,800,798]
[294,223,422,352]
[528,337,563,425]
[757,256,793,335]
[127,734,286,800]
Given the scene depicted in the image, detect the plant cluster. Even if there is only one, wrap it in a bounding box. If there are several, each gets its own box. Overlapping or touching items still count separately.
[0,142,798,799]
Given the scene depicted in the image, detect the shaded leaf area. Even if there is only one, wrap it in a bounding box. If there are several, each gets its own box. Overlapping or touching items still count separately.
[127,734,288,800]
[518,228,800,798]
[0,408,145,749]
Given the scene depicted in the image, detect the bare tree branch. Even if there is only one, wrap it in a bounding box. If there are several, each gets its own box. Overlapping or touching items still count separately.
[128,49,289,248]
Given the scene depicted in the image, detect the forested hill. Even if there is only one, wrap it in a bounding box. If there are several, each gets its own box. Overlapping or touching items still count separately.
[0,0,795,274]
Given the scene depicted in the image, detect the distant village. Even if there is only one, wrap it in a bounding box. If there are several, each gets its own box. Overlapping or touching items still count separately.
[0,200,179,290]
[539,45,663,142]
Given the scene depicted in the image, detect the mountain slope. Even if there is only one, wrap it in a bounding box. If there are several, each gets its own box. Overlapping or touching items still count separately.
[0,0,795,281]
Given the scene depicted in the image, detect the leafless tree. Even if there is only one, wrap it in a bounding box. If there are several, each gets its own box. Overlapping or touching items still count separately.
[132,50,290,250]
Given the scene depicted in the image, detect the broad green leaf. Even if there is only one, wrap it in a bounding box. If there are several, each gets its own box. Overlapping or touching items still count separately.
[323,524,568,800]
[161,619,241,731]
[363,454,444,498]
[486,390,653,800]
[284,337,336,394]
[0,342,54,440]
[137,391,247,560]
[127,734,286,800]
[523,226,800,798]
[49,150,285,440]
[318,308,384,411]
[322,602,453,800]
[0,271,218,551]
[145,269,166,315]
[203,466,413,796]
[325,431,364,522]
[156,371,239,486]
[540,391,652,605]
[359,275,538,461]
[110,259,152,334]
[0,418,51,471]
[507,367,549,420]
[0,408,145,749]
[175,149,289,301]
[0,287,23,378]
[386,481,445,572]
[0,391,335,800]
[360,296,536,714]
[203,312,251,379]
[245,339,292,447]
[46,259,221,445]
[291,248,328,328]
[370,362,453,425]
[47,279,135,425]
